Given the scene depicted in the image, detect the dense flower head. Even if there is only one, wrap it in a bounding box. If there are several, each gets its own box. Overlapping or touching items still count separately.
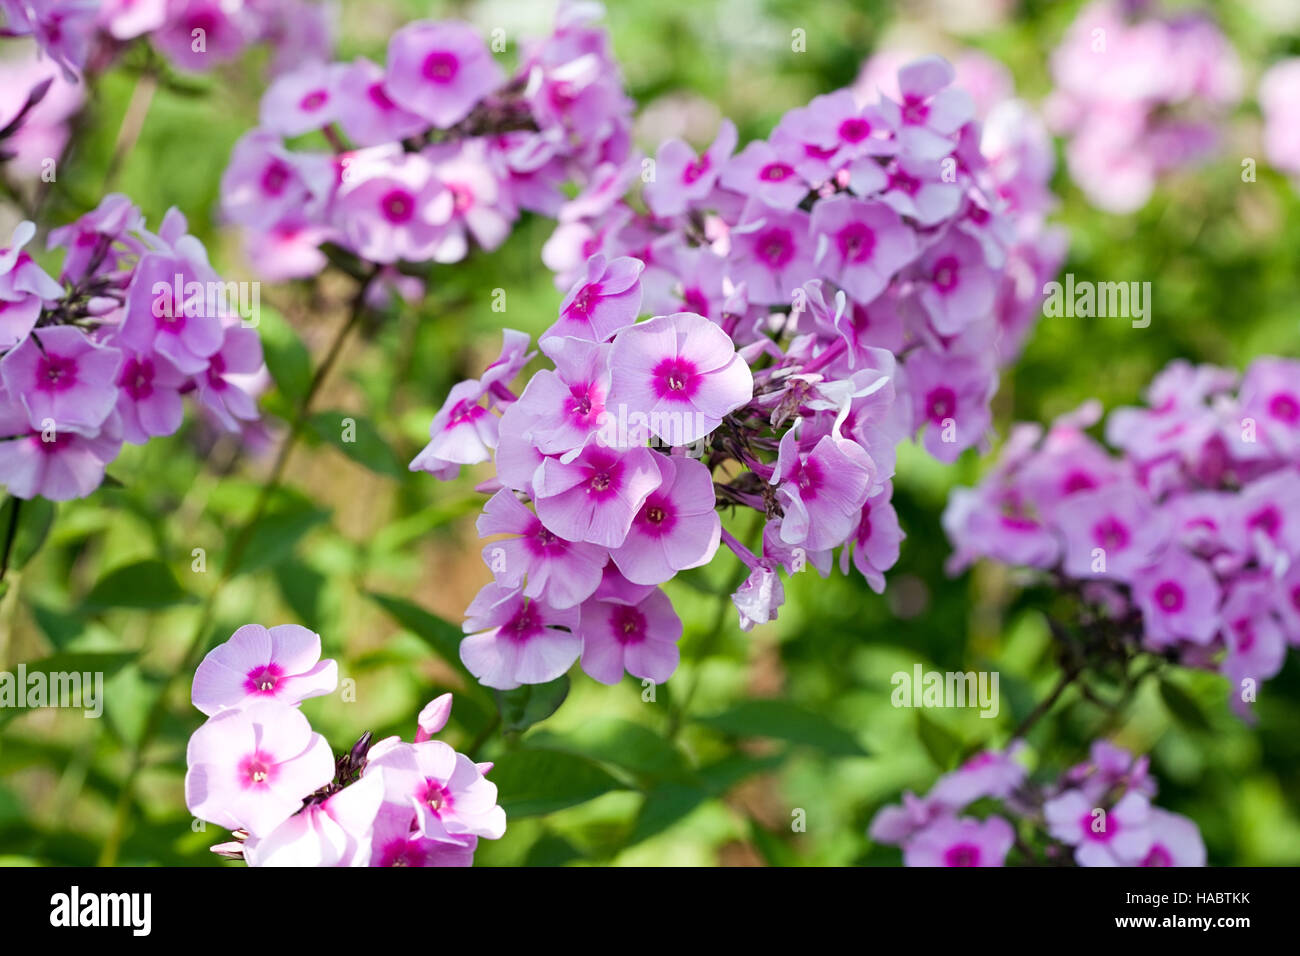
[944,357,1300,719]
[0,198,269,501]
[0,0,331,80]
[872,741,1205,867]
[187,624,505,866]
[218,3,635,281]
[1044,0,1241,213]
[409,53,1064,691]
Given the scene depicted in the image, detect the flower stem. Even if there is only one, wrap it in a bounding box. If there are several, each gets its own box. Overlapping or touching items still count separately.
[97,268,377,866]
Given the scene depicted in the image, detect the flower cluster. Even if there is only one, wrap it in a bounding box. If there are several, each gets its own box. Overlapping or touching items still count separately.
[871,741,1206,866]
[1259,58,1300,184]
[218,3,633,284]
[409,54,1065,690]
[0,0,330,80]
[1045,0,1241,213]
[0,194,267,500]
[945,357,1300,719]
[186,623,505,866]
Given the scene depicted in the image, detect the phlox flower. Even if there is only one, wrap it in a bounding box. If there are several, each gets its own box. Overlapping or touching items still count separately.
[644,119,738,217]
[1139,809,1207,867]
[810,195,917,304]
[191,623,339,717]
[0,394,121,500]
[533,443,661,548]
[772,428,875,554]
[459,583,580,689]
[185,698,336,838]
[1131,549,1221,648]
[610,455,721,585]
[546,254,644,343]
[727,200,815,304]
[242,774,385,868]
[368,803,476,867]
[720,140,808,209]
[606,311,753,446]
[915,230,996,336]
[577,574,682,685]
[0,326,123,436]
[1052,483,1168,581]
[409,378,497,480]
[114,350,186,444]
[384,20,504,128]
[1044,789,1153,867]
[903,815,1014,867]
[196,326,264,433]
[511,336,610,455]
[333,152,454,265]
[365,737,506,844]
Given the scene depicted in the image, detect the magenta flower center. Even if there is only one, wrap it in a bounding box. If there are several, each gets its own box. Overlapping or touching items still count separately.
[610,604,648,645]
[932,255,960,292]
[838,117,871,142]
[449,182,475,213]
[682,154,710,185]
[422,51,460,83]
[565,382,604,426]
[1092,515,1130,552]
[368,82,396,110]
[1080,811,1117,843]
[244,663,285,695]
[582,451,624,498]
[925,386,956,423]
[1153,581,1184,613]
[836,222,876,263]
[682,287,709,317]
[636,494,677,536]
[1247,506,1280,538]
[1232,617,1255,652]
[121,357,155,399]
[238,751,277,789]
[502,602,544,643]
[447,399,484,427]
[944,843,981,866]
[206,352,229,390]
[754,227,795,268]
[261,160,292,196]
[889,168,920,195]
[419,778,454,814]
[567,282,600,318]
[36,353,78,393]
[901,94,929,125]
[758,162,794,182]
[1268,392,1300,423]
[1061,470,1097,495]
[1141,844,1173,867]
[298,89,328,111]
[651,355,701,401]
[381,188,416,224]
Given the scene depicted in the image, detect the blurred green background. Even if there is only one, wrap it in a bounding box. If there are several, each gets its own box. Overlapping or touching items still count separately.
[1,0,1298,866]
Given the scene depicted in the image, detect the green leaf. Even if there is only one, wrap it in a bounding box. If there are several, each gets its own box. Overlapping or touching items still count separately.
[257,306,312,403]
[31,604,83,651]
[627,782,709,847]
[491,749,623,817]
[366,591,472,681]
[273,563,326,631]
[83,559,194,610]
[0,651,137,728]
[916,711,963,770]
[527,717,693,782]
[494,676,569,734]
[695,699,868,757]
[1159,678,1211,733]
[309,410,404,478]
[0,498,55,572]
[522,833,584,867]
[232,501,329,575]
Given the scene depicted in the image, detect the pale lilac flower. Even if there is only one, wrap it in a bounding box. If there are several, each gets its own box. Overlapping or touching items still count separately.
[333,152,454,264]
[334,57,427,147]
[242,774,385,867]
[578,580,682,684]
[546,254,644,343]
[196,326,264,433]
[1053,484,1168,582]
[875,155,963,226]
[721,139,809,208]
[120,253,225,374]
[606,311,753,446]
[916,230,996,336]
[185,698,336,837]
[840,486,903,594]
[610,455,720,585]
[882,56,974,161]
[98,0,166,40]
[476,488,607,609]
[0,394,120,500]
[512,336,609,455]
[368,803,475,867]
[1139,809,1206,867]
[191,623,339,716]
[905,349,993,463]
[772,429,875,553]
[1132,549,1221,648]
[732,561,785,632]
[153,0,251,72]
[728,200,815,304]
[114,350,186,444]
[259,62,345,137]
[533,443,661,548]
[644,119,738,217]
[810,195,917,304]
[929,747,1026,808]
[0,326,122,435]
[409,379,496,479]
[459,583,580,689]
[364,738,506,842]
[903,815,1014,867]
[1044,789,1153,867]
[384,20,504,128]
